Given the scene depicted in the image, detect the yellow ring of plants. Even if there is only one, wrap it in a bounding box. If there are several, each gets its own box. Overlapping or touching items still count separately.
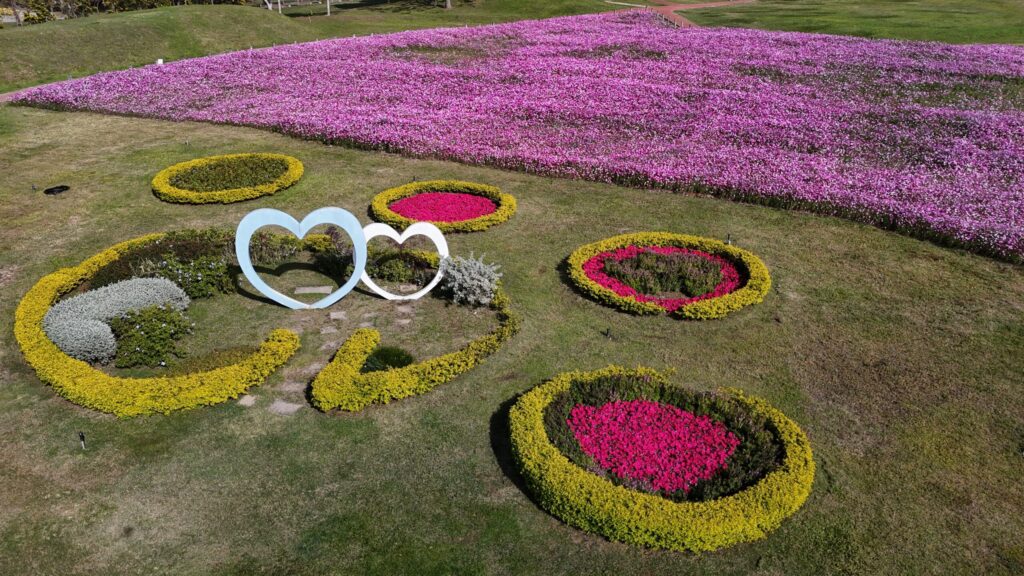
[14,233,300,417]
[566,232,771,320]
[151,153,304,204]
[370,180,517,233]
[311,252,519,412]
[509,366,815,553]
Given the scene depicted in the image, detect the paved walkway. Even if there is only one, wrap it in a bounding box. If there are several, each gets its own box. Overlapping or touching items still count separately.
[641,0,754,28]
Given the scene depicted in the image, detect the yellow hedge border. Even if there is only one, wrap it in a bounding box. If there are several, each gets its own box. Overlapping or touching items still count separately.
[14,233,300,417]
[509,366,815,553]
[151,153,304,204]
[311,283,519,412]
[566,232,772,320]
[370,180,516,233]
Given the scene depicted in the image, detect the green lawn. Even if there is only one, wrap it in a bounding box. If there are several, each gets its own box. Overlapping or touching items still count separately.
[1,104,1022,574]
[0,1,615,93]
[686,0,1024,44]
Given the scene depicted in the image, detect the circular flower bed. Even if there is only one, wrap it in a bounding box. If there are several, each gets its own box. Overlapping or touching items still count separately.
[152,153,304,204]
[509,366,815,553]
[566,232,771,320]
[370,180,516,232]
[13,233,300,417]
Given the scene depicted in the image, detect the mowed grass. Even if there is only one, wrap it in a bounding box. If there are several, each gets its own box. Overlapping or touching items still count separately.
[0,105,1023,574]
[0,1,615,93]
[687,0,1024,44]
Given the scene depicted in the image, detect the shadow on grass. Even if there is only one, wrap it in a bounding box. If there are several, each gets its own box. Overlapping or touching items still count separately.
[488,393,531,496]
[230,262,339,305]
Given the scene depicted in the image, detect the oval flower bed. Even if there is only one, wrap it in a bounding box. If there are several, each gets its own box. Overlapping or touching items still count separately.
[370,180,516,233]
[566,232,771,320]
[152,153,304,204]
[509,366,815,553]
[13,233,300,417]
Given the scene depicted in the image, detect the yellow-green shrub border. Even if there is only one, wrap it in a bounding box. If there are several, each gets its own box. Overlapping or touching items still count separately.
[370,180,516,233]
[14,233,300,417]
[311,283,519,412]
[508,366,814,553]
[566,232,771,320]
[151,153,304,204]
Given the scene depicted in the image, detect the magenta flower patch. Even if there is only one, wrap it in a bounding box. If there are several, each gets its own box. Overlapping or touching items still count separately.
[568,399,739,493]
[389,191,498,223]
[17,11,1024,259]
[582,246,741,312]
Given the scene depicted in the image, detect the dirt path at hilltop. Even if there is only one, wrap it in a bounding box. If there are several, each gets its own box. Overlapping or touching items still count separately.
[642,0,754,27]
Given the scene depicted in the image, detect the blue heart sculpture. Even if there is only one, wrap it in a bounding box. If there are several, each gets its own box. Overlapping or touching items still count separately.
[235,208,367,309]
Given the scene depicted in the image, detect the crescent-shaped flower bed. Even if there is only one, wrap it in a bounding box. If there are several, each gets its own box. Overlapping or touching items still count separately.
[370,180,516,233]
[310,278,519,412]
[152,153,304,204]
[566,232,771,320]
[13,233,300,417]
[508,366,815,553]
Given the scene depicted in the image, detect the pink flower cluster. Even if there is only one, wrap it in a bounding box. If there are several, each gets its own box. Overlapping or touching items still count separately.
[568,399,739,493]
[389,191,497,222]
[582,245,740,312]
[15,11,1024,259]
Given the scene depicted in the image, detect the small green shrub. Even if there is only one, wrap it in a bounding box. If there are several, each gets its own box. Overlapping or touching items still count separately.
[604,250,723,297]
[361,346,416,373]
[110,305,192,368]
[136,255,232,299]
[88,229,231,290]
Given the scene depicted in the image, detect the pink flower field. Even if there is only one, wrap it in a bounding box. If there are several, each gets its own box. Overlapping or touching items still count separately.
[16,11,1024,259]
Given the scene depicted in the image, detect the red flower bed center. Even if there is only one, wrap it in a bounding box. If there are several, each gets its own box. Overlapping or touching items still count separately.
[582,246,742,312]
[568,399,739,493]
[389,192,497,222]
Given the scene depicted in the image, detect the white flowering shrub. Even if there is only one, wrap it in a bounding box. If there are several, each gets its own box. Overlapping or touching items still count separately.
[438,254,502,306]
[43,278,190,363]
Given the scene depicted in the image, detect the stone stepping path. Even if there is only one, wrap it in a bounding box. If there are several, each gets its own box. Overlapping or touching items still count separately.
[295,285,334,295]
[268,399,303,415]
[238,394,257,407]
[278,381,306,393]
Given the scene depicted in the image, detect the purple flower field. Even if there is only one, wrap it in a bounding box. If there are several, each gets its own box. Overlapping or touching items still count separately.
[16,11,1024,259]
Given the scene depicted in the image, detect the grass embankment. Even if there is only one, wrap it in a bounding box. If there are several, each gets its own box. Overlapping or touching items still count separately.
[0,1,614,93]
[686,0,1024,44]
[0,106,1022,574]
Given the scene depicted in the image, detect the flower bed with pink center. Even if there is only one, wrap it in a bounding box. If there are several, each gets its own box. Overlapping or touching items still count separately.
[582,246,741,313]
[568,399,739,493]
[389,191,498,222]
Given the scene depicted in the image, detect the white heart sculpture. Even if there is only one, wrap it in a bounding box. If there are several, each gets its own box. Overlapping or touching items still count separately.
[360,222,449,301]
[235,207,368,310]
